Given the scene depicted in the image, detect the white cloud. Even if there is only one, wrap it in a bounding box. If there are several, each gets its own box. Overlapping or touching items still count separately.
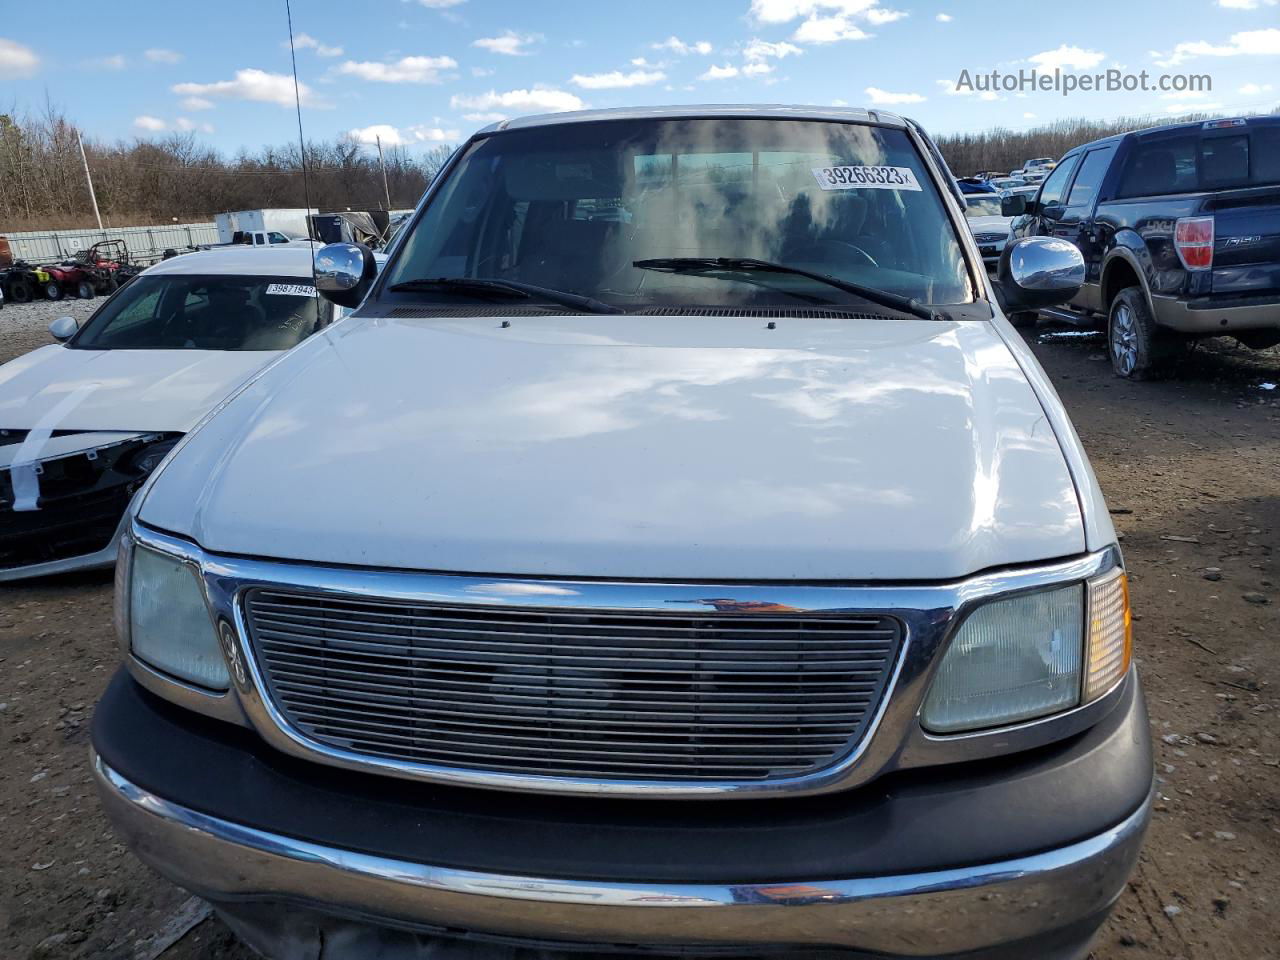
[1217,0,1276,7]
[700,63,740,79]
[173,68,324,107]
[793,15,869,44]
[0,37,40,76]
[936,12,953,21]
[750,0,878,23]
[145,48,182,63]
[450,88,585,115]
[865,8,907,24]
[181,96,214,110]
[831,98,849,106]
[174,116,215,133]
[571,69,666,89]
[1023,112,1036,119]
[742,38,803,60]
[1239,82,1274,94]
[471,66,494,77]
[89,54,127,70]
[742,62,774,76]
[413,0,466,6]
[1027,44,1107,71]
[463,111,507,124]
[864,86,924,104]
[133,115,166,132]
[291,33,343,57]
[337,55,457,84]
[1158,88,1212,100]
[1152,28,1280,67]
[652,36,713,55]
[473,31,539,56]
[349,123,460,145]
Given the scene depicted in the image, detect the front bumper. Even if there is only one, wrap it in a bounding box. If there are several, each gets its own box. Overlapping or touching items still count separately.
[0,506,126,582]
[92,671,1153,958]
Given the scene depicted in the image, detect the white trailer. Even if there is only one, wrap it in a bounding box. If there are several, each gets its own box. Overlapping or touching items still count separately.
[214,209,316,246]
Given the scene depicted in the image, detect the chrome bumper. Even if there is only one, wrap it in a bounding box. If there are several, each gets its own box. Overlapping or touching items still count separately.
[93,751,1151,956]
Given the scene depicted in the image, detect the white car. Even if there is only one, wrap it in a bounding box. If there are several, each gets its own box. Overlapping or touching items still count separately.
[94,105,1149,960]
[963,192,1014,270]
[0,246,341,581]
[987,176,1026,192]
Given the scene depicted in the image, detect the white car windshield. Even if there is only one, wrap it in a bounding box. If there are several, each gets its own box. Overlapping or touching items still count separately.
[72,274,329,350]
[964,196,1003,217]
[386,117,975,310]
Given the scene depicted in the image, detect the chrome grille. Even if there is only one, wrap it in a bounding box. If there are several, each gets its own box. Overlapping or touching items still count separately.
[244,589,903,783]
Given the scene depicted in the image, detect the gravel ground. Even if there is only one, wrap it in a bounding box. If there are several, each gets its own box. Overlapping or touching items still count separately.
[0,300,98,362]
[1,309,1278,959]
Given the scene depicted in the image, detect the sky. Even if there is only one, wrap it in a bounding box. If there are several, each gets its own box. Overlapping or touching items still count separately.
[1,0,1278,157]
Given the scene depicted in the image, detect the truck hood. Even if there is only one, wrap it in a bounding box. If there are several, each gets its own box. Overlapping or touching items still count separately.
[140,314,1086,580]
[0,345,274,434]
[966,215,1013,235]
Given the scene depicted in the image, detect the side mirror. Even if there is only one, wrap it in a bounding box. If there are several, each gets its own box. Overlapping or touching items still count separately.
[314,242,378,309]
[1001,194,1027,217]
[1040,202,1065,222]
[996,236,1085,312]
[49,316,79,341]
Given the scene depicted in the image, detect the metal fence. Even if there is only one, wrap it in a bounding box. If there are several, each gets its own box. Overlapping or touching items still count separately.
[2,222,219,264]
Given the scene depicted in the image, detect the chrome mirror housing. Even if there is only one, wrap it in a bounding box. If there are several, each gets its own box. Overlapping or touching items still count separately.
[996,237,1085,312]
[314,242,377,309]
[49,315,79,342]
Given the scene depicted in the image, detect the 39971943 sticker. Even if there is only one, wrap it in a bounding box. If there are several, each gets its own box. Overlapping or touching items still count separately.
[811,165,922,192]
[265,283,318,297]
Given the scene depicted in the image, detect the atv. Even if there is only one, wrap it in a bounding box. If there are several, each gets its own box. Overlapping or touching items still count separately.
[41,239,135,300]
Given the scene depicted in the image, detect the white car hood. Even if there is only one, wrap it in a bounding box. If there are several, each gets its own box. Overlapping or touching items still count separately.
[140,314,1086,580]
[967,215,1013,235]
[0,345,276,434]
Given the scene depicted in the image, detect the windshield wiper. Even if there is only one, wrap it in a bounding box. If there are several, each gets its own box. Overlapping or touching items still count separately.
[632,257,950,322]
[387,277,622,315]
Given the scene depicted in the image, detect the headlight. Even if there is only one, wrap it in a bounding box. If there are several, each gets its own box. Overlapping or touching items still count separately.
[921,568,1132,734]
[128,546,229,689]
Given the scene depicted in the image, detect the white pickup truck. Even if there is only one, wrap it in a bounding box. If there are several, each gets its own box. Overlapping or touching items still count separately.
[92,105,1151,960]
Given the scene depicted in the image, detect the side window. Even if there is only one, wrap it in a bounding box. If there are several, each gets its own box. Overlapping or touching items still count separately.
[1065,147,1115,208]
[254,233,266,245]
[268,232,290,244]
[1037,157,1077,208]
[1117,137,1198,197]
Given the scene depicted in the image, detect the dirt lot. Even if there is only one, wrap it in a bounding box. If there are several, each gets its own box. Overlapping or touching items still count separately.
[1,301,1277,960]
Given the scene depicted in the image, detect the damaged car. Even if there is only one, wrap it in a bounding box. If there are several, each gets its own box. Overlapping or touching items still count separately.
[1,246,340,581]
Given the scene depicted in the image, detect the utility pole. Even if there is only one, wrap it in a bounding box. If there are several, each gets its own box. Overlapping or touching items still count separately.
[77,130,103,231]
[376,135,391,211]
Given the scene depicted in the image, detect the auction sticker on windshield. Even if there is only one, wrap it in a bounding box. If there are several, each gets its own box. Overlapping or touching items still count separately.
[811,166,922,191]
[265,283,318,297]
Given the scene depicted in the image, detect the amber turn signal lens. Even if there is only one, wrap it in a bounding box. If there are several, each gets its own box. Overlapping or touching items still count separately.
[1084,568,1131,702]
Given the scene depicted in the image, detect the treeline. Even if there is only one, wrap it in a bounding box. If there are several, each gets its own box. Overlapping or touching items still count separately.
[934,107,1280,176]
[0,105,453,232]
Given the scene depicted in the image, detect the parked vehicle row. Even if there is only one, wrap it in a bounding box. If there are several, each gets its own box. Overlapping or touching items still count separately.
[0,239,144,303]
[79,104,1151,960]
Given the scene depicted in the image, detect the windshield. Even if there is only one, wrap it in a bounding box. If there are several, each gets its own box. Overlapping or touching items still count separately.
[73,273,330,350]
[964,196,1003,217]
[386,118,973,310]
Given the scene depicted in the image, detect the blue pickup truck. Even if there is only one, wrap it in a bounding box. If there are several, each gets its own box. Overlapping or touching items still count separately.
[1008,115,1280,379]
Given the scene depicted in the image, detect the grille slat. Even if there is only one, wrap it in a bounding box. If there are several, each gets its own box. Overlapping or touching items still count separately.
[246,588,902,784]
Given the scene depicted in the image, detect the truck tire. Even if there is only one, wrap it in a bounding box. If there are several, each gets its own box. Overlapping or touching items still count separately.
[1007,311,1038,329]
[76,279,95,300]
[8,279,32,303]
[1107,287,1183,380]
[44,281,63,300]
